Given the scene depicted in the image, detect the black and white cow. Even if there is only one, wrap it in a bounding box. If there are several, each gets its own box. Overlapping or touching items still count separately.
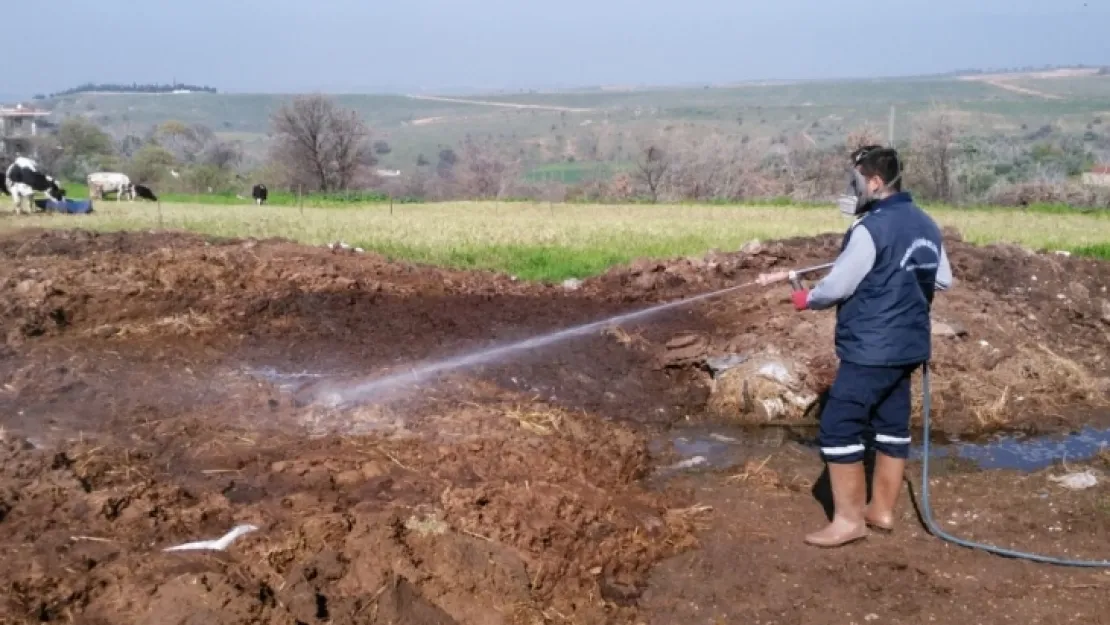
[133,183,158,202]
[4,157,65,214]
[251,183,268,205]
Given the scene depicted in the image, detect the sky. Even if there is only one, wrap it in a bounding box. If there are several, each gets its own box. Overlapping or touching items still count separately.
[6,0,1109,95]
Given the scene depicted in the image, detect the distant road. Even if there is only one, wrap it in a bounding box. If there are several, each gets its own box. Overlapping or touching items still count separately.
[405,94,593,113]
[955,68,1097,101]
[980,80,1063,100]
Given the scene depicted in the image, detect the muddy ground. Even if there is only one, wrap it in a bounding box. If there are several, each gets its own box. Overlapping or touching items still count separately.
[1,227,1109,625]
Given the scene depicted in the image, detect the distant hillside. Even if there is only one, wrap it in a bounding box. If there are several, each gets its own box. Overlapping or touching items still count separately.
[38,70,1110,176]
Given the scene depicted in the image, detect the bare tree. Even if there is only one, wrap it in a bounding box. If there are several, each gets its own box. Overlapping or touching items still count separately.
[845,126,885,153]
[203,140,243,171]
[784,135,844,201]
[634,144,670,202]
[155,121,214,164]
[456,137,521,200]
[269,94,371,192]
[654,132,776,202]
[908,108,959,202]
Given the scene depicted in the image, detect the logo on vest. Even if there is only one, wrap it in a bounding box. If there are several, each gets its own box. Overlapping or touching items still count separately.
[899,238,940,273]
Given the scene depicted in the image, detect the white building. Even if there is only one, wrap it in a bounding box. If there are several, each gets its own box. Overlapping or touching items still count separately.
[0,103,51,159]
[1081,165,1110,187]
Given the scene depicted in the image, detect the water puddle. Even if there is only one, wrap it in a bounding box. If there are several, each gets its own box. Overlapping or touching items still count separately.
[913,426,1110,471]
[656,426,1110,474]
[651,426,789,474]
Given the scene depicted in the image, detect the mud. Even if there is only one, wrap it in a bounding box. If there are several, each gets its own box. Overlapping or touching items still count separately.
[0,227,1109,624]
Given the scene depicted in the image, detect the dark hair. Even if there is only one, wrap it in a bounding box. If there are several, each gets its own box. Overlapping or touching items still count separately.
[854,146,902,192]
[850,144,884,165]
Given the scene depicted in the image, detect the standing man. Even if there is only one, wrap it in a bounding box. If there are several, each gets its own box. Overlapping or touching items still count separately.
[792,145,953,548]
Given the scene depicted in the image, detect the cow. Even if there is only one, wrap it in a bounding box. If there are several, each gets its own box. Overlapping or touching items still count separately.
[133,183,158,202]
[87,172,135,201]
[5,157,65,214]
[251,183,268,205]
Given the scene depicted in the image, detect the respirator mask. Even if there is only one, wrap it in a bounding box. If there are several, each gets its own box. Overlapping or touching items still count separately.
[836,167,903,217]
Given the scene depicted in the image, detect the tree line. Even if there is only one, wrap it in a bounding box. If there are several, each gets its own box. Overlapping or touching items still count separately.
[38,82,218,99]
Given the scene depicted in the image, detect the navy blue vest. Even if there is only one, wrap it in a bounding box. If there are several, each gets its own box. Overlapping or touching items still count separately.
[834,192,943,367]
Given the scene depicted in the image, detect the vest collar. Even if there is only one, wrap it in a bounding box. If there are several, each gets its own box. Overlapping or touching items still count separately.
[870,191,913,210]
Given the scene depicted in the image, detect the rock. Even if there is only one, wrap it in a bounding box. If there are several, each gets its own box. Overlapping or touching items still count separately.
[741,239,763,255]
[684,257,707,270]
[932,321,968,338]
[1068,282,1090,302]
[632,273,658,291]
[1100,299,1110,325]
[660,333,710,368]
[360,461,388,479]
[561,278,583,291]
[93,325,120,339]
[333,470,364,487]
[629,258,665,275]
[14,280,35,296]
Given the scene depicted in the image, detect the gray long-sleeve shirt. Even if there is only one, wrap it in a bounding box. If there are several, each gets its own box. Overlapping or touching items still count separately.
[805,222,953,311]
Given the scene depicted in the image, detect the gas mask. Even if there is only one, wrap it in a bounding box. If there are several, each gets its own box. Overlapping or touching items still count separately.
[837,167,903,217]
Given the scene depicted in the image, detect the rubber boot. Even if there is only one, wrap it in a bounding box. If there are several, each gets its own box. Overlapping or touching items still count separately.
[805,462,869,548]
[864,453,905,532]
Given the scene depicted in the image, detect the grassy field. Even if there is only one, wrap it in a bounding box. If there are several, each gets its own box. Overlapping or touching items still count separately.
[3,201,1109,281]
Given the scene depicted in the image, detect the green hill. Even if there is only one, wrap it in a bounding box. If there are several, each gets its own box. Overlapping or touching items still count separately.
[36,69,1110,177]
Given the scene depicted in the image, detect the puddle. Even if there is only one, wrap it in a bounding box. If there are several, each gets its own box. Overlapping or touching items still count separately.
[657,426,1110,475]
[651,426,789,474]
[913,426,1110,471]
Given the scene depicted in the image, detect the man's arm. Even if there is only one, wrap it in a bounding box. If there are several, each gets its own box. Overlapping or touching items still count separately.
[805,225,876,310]
[935,244,954,291]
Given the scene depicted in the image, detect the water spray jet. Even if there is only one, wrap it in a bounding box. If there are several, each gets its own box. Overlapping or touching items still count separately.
[306,264,831,409]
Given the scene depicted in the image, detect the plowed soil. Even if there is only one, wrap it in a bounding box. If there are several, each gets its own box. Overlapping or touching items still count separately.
[1,227,1109,625]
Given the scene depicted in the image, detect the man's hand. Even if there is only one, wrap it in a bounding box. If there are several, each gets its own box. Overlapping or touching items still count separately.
[792,289,809,311]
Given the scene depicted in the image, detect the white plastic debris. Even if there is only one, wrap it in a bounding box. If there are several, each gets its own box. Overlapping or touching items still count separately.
[670,456,707,470]
[757,362,793,386]
[705,353,749,376]
[562,278,583,291]
[1048,470,1099,491]
[163,524,259,552]
[1054,250,1072,257]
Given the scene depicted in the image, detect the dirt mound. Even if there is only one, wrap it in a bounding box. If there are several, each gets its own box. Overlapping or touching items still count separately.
[0,397,699,625]
[0,227,1108,624]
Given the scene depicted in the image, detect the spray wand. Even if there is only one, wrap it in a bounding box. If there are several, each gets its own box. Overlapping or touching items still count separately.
[755,261,835,291]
